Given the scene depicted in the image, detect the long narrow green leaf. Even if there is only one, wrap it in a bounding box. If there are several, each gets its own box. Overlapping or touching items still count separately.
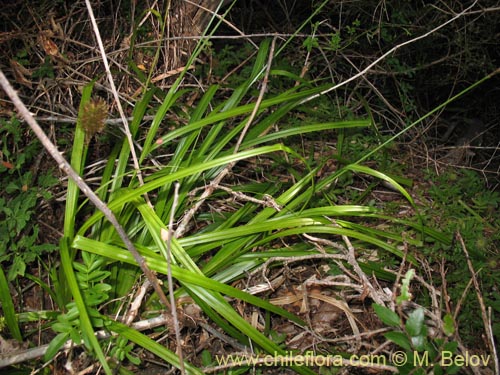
[244,95,305,141]
[344,164,415,207]
[140,86,186,162]
[335,219,422,246]
[197,220,416,273]
[56,83,94,308]
[182,202,382,251]
[59,238,111,374]
[196,42,275,159]
[0,267,22,340]
[92,143,121,239]
[179,217,325,247]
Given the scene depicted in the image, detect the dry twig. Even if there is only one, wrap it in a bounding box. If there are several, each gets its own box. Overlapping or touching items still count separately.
[342,235,387,306]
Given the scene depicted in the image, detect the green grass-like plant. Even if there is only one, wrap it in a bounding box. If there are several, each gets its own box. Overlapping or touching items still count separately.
[42,37,424,374]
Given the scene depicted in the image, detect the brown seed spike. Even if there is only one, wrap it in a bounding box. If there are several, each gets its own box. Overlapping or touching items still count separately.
[81,99,108,144]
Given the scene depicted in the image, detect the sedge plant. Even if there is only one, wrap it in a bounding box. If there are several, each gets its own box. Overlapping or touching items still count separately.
[43,36,433,374]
